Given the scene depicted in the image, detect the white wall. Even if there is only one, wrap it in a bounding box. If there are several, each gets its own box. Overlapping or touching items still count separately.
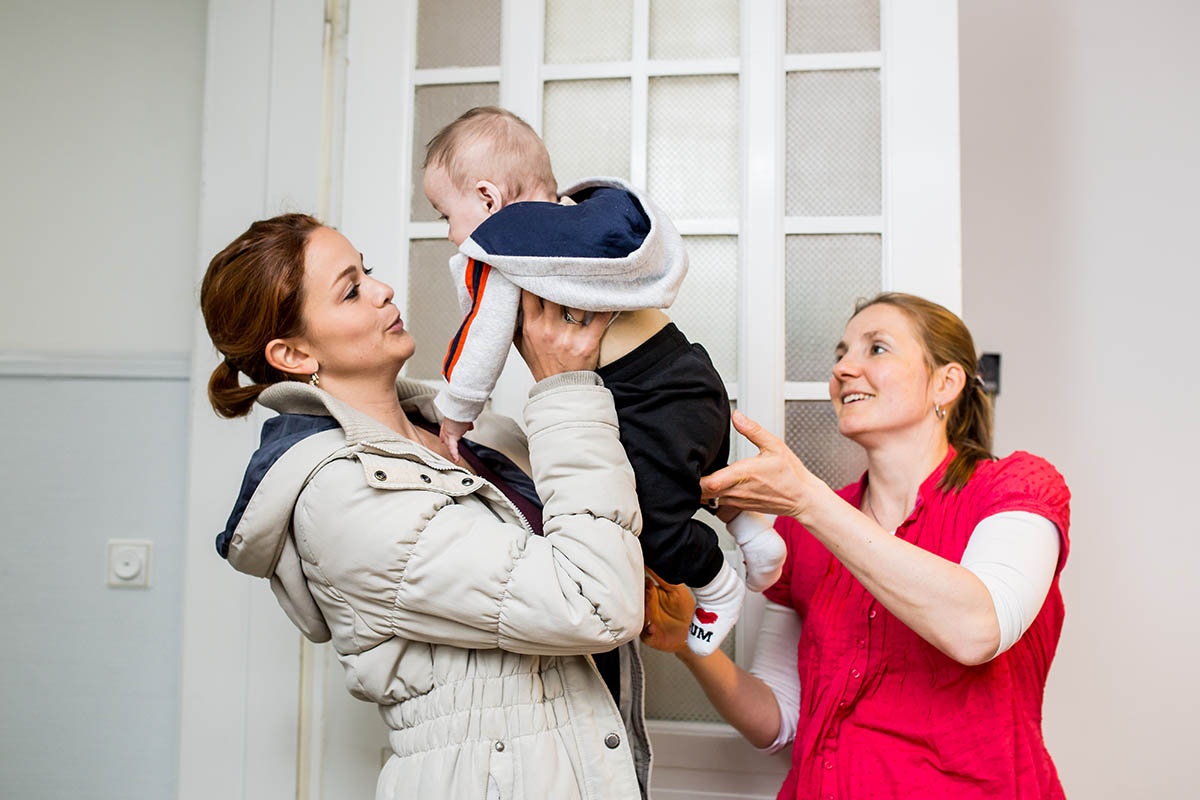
[0,0,206,354]
[0,1,206,798]
[960,1,1200,797]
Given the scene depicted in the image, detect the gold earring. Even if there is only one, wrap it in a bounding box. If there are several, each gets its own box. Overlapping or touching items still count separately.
[309,371,320,387]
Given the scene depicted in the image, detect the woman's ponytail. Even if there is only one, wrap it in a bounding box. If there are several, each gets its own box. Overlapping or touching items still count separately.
[942,373,994,491]
[208,358,270,419]
[853,293,995,491]
[200,213,322,418]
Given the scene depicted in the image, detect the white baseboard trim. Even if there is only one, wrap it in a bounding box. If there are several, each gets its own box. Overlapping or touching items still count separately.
[648,719,791,798]
[651,790,775,800]
[0,351,191,380]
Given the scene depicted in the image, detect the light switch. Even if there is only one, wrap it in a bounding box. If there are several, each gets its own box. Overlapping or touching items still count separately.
[107,539,152,589]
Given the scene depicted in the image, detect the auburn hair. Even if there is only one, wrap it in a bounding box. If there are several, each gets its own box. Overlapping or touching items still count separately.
[200,213,322,418]
[853,292,994,491]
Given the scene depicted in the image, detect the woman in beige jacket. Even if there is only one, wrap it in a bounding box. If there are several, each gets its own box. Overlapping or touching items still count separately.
[201,214,650,800]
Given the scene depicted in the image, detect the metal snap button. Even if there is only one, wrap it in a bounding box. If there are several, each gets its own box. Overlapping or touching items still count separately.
[420,474,432,484]
[462,477,474,486]
[604,732,620,749]
[373,470,387,481]
[494,740,505,752]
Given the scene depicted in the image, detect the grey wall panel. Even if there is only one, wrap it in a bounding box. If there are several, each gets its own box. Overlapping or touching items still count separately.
[0,376,189,799]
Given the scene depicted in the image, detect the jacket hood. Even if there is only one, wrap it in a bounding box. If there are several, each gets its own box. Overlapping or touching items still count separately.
[457,178,687,311]
[216,378,530,643]
[216,413,340,560]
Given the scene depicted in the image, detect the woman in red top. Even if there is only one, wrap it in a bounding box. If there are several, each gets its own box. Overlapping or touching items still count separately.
[643,293,1070,799]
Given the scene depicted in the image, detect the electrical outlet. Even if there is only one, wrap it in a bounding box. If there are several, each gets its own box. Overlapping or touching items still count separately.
[107,539,152,588]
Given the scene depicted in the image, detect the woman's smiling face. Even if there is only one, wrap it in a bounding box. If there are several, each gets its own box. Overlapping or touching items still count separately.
[829,302,935,444]
[294,226,414,381]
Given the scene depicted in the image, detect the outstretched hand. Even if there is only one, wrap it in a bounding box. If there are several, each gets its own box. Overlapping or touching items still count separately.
[700,410,827,522]
[514,291,612,382]
[641,568,694,654]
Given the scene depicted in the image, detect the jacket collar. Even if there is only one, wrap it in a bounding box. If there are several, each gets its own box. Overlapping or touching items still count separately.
[258,377,530,471]
[257,376,437,448]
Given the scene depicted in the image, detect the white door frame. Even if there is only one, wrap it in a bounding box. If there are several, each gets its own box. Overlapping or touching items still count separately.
[176,1,327,798]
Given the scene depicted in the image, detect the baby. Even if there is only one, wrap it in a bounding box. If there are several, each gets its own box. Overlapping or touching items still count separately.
[421,106,785,656]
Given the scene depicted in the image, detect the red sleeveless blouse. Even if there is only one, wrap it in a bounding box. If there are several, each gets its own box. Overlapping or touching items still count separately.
[764,449,1071,800]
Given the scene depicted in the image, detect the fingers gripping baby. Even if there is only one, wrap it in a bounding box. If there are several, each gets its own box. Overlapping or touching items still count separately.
[421,106,785,656]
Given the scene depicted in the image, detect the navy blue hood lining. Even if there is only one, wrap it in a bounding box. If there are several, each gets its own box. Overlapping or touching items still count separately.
[468,187,651,260]
[216,414,340,558]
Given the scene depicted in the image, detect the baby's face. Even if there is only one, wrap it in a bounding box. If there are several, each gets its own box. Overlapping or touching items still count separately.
[423,165,491,246]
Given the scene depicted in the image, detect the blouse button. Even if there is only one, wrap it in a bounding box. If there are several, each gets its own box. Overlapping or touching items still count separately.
[462,477,474,486]
[856,638,865,649]
[850,669,861,680]
[373,470,387,481]
[868,608,877,619]
[823,760,833,770]
[494,740,505,752]
[420,474,432,484]
[604,732,621,749]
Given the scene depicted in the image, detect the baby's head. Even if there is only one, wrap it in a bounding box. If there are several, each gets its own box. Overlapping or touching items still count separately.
[423,106,558,245]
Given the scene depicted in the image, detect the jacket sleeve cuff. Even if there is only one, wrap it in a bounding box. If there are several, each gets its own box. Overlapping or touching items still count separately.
[434,386,487,424]
[528,370,604,397]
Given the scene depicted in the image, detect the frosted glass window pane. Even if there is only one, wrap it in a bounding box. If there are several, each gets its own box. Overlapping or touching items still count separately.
[406,239,463,380]
[784,401,867,490]
[785,235,880,381]
[787,0,879,54]
[671,236,738,380]
[543,80,631,187]
[647,75,739,220]
[786,70,880,216]
[650,0,740,60]
[416,0,500,68]
[544,0,632,63]
[642,628,735,722]
[411,83,500,222]
[640,427,737,723]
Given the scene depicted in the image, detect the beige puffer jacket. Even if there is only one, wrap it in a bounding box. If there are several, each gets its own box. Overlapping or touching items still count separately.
[220,373,649,799]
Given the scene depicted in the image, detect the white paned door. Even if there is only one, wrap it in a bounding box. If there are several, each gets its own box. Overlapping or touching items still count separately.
[202,0,960,797]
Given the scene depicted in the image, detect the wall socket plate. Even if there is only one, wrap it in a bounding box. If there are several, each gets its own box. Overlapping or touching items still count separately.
[107,539,152,589]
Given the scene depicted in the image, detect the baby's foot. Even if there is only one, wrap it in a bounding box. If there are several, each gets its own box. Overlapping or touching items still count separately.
[728,511,786,592]
[687,560,744,657]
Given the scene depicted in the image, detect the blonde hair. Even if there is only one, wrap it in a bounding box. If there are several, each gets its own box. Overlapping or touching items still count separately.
[852,292,995,491]
[423,106,557,200]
